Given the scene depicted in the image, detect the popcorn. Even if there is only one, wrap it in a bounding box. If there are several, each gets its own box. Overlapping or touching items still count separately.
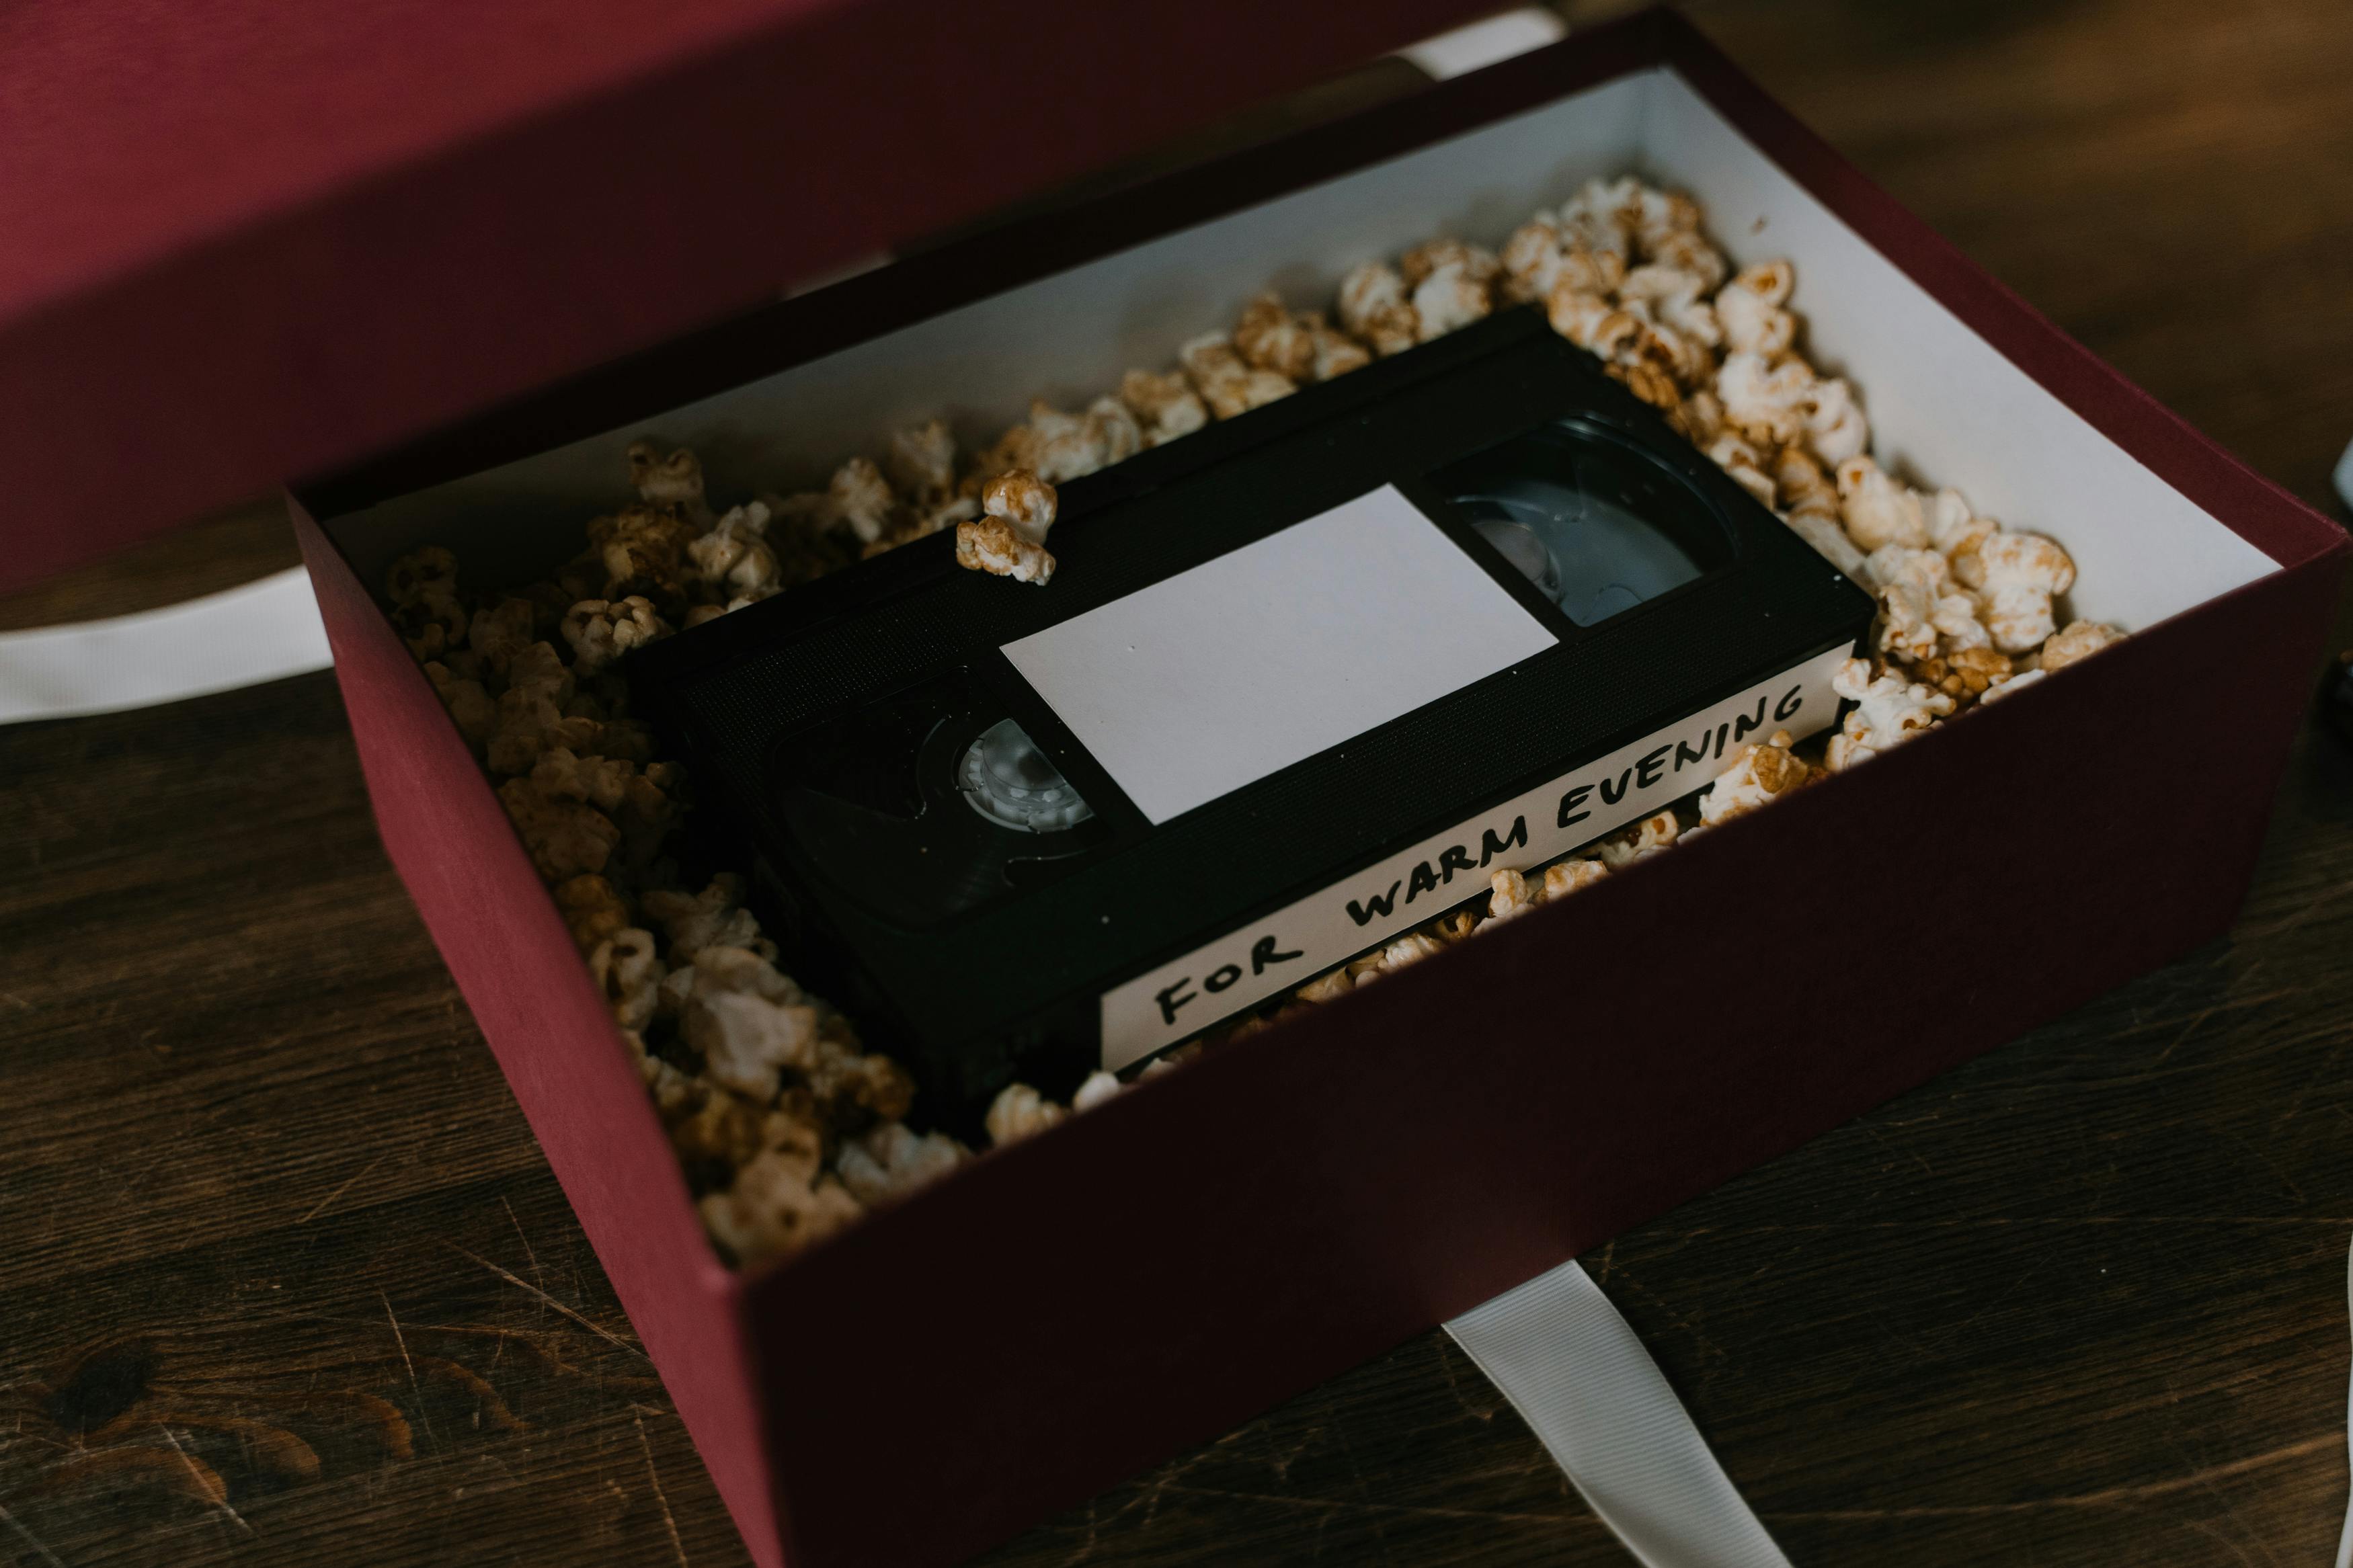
[587,504,701,608]
[486,644,602,776]
[1646,226,1726,292]
[467,596,539,677]
[1802,376,1868,466]
[1233,294,1318,380]
[1086,396,1145,468]
[1399,237,1500,292]
[1978,666,2045,703]
[545,550,607,612]
[1611,306,1712,393]
[955,517,1055,584]
[1545,281,1617,352]
[865,495,981,559]
[1710,434,1778,509]
[1500,216,1567,302]
[982,468,1059,544]
[559,595,671,675]
[497,774,619,880]
[686,502,782,605]
[1628,185,1705,260]
[836,1122,967,1206]
[529,745,639,815]
[589,926,665,1030]
[1016,404,1087,484]
[1769,446,1869,579]
[826,456,898,545]
[1501,214,1626,304]
[424,661,497,751]
[1295,970,1353,1004]
[1598,811,1679,868]
[1669,388,1726,448]
[555,873,632,955]
[600,714,658,764]
[1369,930,1446,975]
[694,943,806,1003]
[1835,455,1930,552]
[1823,657,1954,770]
[1865,544,1989,661]
[1558,177,1640,261]
[1024,397,1140,485]
[2039,619,2123,671]
[957,468,1062,583]
[657,963,695,1023]
[1713,261,1796,358]
[626,442,713,527]
[1972,530,2077,654]
[664,1082,770,1170]
[1119,368,1209,446]
[1925,488,1997,573]
[1543,858,1609,899]
[1698,729,1817,825]
[1546,280,1715,411]
[696,1126,863,1269]
[643,875,772,964]
[1909,646,2013,706]
[1396,243,1497,343]
[684,949,820,1100]
[625,1032,699,1119]
[1305,314,1371,380]
[1337,261,1420,357]
[1718,352,1817,448]
[1071,1070,1124,1112]
[385,546,468,660]
[1486,867,1538,923]
[610,761,683,878]
[507,636,571,699]
[1432,908,1479,944]
[760,493,859,585]
[803,1024,916,1125]
[1618,263,1722,351]
[885,419,958,502]
[985,1082,1066,1147]
[1181,331,1295,419]
[1413,262,1492,341]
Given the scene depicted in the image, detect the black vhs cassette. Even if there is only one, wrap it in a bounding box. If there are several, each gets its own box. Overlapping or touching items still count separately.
[630,308,1873,1131]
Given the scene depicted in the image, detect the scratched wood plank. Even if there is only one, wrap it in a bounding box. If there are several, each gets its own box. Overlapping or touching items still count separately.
[0,498,299,634]
[4,1,2352,1565]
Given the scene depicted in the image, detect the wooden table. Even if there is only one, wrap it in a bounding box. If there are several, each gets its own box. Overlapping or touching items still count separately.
[6,1,2352,1562]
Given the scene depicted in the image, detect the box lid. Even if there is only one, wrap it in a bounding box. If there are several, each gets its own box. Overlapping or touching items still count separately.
[0,0,1482,593]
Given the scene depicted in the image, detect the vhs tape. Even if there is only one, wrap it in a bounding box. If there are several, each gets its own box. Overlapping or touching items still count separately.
[630,308,1873,1131]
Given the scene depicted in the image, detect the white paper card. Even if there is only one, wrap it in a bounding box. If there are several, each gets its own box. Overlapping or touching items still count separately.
[1095,641,1851,1069]
[1001,485,1557,825]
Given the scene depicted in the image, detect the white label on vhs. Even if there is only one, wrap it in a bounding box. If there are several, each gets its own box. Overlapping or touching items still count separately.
[1096,643,1853,1070]
[1000,485,1556,825]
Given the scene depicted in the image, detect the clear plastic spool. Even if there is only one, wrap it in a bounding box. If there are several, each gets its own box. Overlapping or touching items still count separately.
[957,717,1095,833]
[1461,476,1703,625]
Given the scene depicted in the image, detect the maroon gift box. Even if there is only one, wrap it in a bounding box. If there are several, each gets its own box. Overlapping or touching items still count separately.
[26,7,2350,1567]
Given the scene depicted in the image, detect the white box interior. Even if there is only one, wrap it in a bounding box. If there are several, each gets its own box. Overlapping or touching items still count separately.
[328,66,2280,632]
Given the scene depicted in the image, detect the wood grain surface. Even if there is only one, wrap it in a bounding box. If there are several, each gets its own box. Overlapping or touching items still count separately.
[7,1,2353,1563]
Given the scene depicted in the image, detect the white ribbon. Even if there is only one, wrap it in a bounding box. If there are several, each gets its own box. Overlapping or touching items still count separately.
[1397,9,1568,82]
[0,566,331,725]
[2337,1235,2352,1568]
[1449,1260,1792,1568]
